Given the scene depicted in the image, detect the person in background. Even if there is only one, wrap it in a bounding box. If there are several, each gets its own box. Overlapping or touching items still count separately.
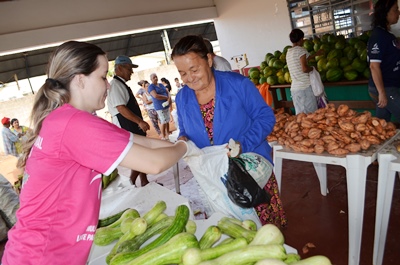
[141,80,162,137]
[286,28,319,114]
[148,73,171,140]
[174,77,184,91]
[203,38,232,72]
[160,77,172,92]
[1,41,189,265]
[161,77,175,124]
[10,118,31,155]
[1,117,19,157]
[107,55,151,187]
[367,0,400,122]
[171,35,286,227]
[135,81,145,100]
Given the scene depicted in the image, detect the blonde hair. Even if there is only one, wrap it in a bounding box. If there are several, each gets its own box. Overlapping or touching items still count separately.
[18,41,106,168]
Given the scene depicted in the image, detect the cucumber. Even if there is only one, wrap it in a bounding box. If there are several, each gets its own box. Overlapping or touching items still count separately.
[197,244,287,265]
[217,217,256,243]
[126,232,199,265]
[199,225,221,249]
[143,200,167,226]
[97,208,129,228]
[106,216,174,264]
[110,204,189,265]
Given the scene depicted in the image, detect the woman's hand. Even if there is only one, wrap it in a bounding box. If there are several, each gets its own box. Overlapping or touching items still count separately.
[178,136,188,142]
[377,92,388,108]
[228,139,242,158]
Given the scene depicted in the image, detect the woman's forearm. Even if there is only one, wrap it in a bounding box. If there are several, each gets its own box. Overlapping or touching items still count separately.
[120,142,186,174]
[370,62,385,96]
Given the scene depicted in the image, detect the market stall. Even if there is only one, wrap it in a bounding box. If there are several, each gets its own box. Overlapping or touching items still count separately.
[269,80,374,114]
[266,102,400,265]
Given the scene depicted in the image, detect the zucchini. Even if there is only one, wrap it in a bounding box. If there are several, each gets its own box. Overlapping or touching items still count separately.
[197,244,287,265]
[110,205,189,265]
[143,200,167,226]
[217,217,256,243]
[126,232,199,265]
[182,237,248,265]
[106,217,147,264]
[241,219,257,231]
[216,237,234,246]
[249,224,284,246]
[107,216,174,264]
[199,225,221,249]
[185,220,197,234]
[153,212,168,223]
[291,255,332,265]
[120,217,136,234]
[283,253,301,264]
[98,208,129,228]
[254,259,287,265]
[94,227,124,246]
[104,208,140,229]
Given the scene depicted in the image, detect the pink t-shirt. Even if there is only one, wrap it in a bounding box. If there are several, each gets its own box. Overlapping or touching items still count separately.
[2,104,132,265]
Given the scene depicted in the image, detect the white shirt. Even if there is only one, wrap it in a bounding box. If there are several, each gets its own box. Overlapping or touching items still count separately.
[213,55,232,71]
[286,46,311,91]
[107,76,129,127]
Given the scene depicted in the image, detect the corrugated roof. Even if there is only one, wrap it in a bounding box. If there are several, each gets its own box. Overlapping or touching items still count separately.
[0,22,217,83]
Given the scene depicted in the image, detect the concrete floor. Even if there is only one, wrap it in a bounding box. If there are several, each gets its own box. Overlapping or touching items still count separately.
[279,160,400,265]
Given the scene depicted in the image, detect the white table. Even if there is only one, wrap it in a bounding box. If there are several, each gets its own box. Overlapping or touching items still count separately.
[272,130,400,265]
[373,144,400,265]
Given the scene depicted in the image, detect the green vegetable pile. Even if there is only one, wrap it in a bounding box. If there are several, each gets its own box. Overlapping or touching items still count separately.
[102,168,119,190]
[94,201,332,265]
[248,32,371,86]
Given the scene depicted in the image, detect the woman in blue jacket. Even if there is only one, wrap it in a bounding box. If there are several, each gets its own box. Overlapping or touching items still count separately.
[171,35,286,227]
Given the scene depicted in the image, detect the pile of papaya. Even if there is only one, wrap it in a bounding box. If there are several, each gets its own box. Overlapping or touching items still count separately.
[248,32,371,86]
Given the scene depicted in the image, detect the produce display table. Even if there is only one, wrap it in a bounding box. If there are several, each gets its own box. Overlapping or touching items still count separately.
[272,130,400,265]
[373,143,400,265]
[269,80,374,114]
[87,183,298,265]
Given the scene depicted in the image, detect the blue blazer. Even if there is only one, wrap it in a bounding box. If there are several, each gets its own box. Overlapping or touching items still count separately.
[176,70,276,162]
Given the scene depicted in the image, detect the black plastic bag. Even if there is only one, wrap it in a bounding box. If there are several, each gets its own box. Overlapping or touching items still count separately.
[226,157,271,208]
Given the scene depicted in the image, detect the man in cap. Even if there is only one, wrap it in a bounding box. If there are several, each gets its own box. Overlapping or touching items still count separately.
[1,117,19,157]
[107,56,151,186]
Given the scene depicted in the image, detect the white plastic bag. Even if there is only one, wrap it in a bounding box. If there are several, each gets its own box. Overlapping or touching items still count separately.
[184,144,273,227]
[309,67,325,96]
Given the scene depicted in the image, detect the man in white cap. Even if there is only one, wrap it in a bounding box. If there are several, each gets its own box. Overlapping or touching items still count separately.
[107,55,151,186]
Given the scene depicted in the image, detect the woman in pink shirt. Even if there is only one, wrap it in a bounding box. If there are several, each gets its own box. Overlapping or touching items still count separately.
[1,41,192,265]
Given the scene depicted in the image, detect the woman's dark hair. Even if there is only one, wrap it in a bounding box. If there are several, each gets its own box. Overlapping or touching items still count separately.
[171,35,209,61]
[289,29,305,43]
[372,0,397,29]
[160,77,170,85]
[10,118,18,126]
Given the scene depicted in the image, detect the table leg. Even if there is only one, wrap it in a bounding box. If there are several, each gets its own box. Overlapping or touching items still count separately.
[273,146,284,193]
[345,155,369,265]
[173,162,180,194]
[373,154,397,265]
[312,162,328,196]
